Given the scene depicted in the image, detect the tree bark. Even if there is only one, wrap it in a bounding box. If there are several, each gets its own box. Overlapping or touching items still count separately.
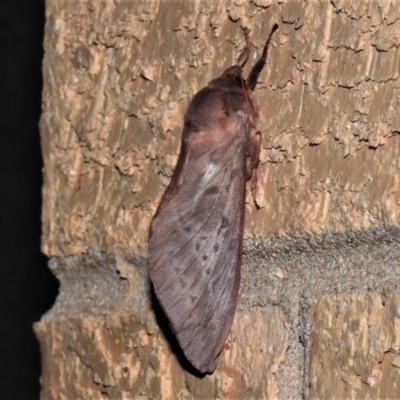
[36,1,400,398]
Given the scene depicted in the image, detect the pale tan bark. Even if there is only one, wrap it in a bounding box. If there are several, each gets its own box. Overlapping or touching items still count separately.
[36,1,400,399]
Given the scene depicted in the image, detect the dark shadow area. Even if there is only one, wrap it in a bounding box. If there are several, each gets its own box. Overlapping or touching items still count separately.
[0,1,59,398]
[150,285,206,378]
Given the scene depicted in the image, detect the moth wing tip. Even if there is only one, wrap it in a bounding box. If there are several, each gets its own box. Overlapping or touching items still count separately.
[196,359,217,374]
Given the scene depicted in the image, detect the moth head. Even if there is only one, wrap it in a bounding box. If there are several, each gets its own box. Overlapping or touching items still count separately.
[219,65,249,91]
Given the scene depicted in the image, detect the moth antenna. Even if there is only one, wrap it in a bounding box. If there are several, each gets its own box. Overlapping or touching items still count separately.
[236,27,252,69]
[246,23,278,91]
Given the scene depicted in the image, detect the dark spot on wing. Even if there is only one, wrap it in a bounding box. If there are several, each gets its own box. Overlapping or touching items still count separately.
[189,295,196,304]
[201,236,207,241]
[212,274,222,294]
[221,216,230,229]
[202,255,208,261]
[213,243,220,253]
[184,226,191,232]
[204,185,218,196]
[205,267,211,275]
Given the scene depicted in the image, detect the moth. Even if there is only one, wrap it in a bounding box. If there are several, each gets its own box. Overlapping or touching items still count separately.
[148,24,278,374]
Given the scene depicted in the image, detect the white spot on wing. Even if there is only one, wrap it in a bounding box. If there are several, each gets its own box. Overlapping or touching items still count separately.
[193,162,220,202]
[202,163,218,185]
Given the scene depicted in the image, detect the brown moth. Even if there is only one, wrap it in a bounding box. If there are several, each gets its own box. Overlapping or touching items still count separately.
[148,24,278,374]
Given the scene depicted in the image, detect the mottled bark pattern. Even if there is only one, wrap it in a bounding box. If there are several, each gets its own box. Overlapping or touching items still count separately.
[38,1,400,399]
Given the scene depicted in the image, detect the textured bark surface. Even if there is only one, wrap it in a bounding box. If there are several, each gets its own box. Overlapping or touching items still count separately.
[310,293,400,400]
[41,0,400,257]
[34,252,289,399]
[37,0,400,399]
